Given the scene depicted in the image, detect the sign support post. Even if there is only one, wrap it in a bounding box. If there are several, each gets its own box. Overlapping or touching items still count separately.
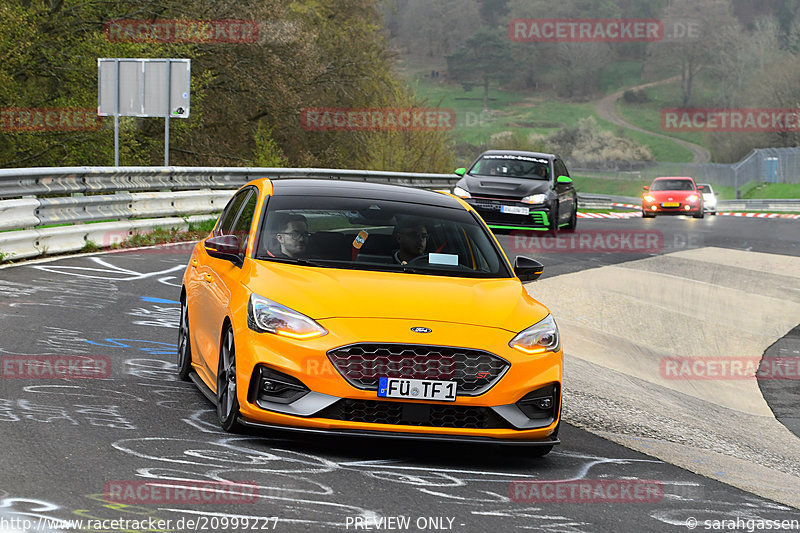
[165,58,171,166]
[114,59,120,166]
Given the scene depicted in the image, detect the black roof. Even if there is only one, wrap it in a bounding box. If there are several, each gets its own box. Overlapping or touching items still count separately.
[270,178,460,208]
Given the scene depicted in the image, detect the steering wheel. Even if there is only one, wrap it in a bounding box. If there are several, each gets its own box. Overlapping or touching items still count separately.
[403,254,429,266]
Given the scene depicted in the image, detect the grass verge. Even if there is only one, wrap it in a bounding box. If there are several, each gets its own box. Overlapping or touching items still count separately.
[111,218,217,250]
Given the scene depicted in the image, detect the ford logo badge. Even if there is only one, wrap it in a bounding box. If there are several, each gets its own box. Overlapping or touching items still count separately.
[411,327,432,334]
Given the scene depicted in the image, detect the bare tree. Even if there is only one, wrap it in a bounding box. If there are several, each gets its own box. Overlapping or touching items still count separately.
[392,0,481,58]
[647,0,738,107]
[555,42,612,98]
[714,16,783,107]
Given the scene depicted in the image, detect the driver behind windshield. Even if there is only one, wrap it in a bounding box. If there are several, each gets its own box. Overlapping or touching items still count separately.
[268,213,310,259]
[393,217,428,265]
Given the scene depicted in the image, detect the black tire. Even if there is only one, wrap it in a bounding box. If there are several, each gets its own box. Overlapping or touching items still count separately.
[217,325,243,432]
[529,444,554,457]
[642,211,655,218]
[177,295,192,382]
[693,210,704,219]
[562,200,577,232]
[530,420,559,457]
[547,203,560,237]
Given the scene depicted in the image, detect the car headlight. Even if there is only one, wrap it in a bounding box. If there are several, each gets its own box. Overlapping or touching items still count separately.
[687,194,698,202]
[453,186,471,198]
[644,195,656,203]
[248,294,327,339]
[509,314,560,354]
[521,194,547,205]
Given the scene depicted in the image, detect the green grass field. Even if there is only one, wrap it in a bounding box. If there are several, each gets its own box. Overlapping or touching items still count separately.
[408,68,695,164]
[402,58,800,199]
[743,183,800,199]
[614,73,719,147]
[412,78,599,142]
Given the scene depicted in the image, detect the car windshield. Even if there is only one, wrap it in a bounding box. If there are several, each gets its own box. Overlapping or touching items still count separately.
[255,195,511,278]
[651,179,695,191]
[469,155,550,180]
[698,184,714,193]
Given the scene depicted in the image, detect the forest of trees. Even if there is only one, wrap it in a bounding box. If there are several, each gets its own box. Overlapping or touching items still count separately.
[0,0,453,171]
[4,0,800,168]
[384,0,800,162]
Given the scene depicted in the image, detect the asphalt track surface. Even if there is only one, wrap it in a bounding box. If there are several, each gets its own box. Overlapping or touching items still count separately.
[0,215,798,532]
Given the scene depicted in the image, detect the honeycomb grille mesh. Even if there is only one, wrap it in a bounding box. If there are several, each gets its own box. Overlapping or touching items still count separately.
[327,343,509,396]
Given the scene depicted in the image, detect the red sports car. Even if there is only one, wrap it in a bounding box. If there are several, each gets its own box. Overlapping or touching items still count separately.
[642,177,704,218]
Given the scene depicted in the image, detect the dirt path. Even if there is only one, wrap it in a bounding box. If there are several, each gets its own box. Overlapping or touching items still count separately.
[594,75,711,163]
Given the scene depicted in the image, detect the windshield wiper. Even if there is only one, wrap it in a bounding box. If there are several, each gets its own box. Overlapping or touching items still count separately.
[259,256,340,268]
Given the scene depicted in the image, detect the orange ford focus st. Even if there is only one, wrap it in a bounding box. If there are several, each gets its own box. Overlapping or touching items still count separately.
[179,179,562,453]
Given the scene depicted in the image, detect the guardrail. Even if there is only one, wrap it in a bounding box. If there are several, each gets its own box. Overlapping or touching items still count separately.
[2,167,798,262]
[717,199,800,212]
[0,166,460,262]
[0,166,457,199]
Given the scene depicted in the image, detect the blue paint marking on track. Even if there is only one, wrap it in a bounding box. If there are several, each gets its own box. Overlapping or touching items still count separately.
[140,296,180,305]
[84,338,176,355]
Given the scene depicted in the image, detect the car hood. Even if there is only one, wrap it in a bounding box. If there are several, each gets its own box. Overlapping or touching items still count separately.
[244,260,550,333]
[646,190,697,200]
[459,175,550,198]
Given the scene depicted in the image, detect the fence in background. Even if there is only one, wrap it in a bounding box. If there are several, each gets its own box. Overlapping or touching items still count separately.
[571,147,800,192]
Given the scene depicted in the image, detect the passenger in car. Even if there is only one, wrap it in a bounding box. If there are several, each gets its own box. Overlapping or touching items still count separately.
[393,217,429,265]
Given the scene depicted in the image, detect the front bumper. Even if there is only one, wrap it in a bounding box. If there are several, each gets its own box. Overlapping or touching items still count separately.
[465,198,552,231]
[230,318,563,443]
[642,202,702,215]
[237,417,560,446]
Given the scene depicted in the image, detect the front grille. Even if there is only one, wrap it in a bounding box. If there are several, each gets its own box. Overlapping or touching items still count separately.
[480,211,548,227]
[327,343,509,396]
[316,399,511,429]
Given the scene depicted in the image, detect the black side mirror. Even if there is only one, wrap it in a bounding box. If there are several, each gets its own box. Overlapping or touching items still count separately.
[205,235,242,265]
[514,256,544,282]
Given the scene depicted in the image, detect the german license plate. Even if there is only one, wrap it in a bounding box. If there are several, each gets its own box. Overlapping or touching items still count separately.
[662,202,679,207]
[377,377,457,402]
[501,205,529,215]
